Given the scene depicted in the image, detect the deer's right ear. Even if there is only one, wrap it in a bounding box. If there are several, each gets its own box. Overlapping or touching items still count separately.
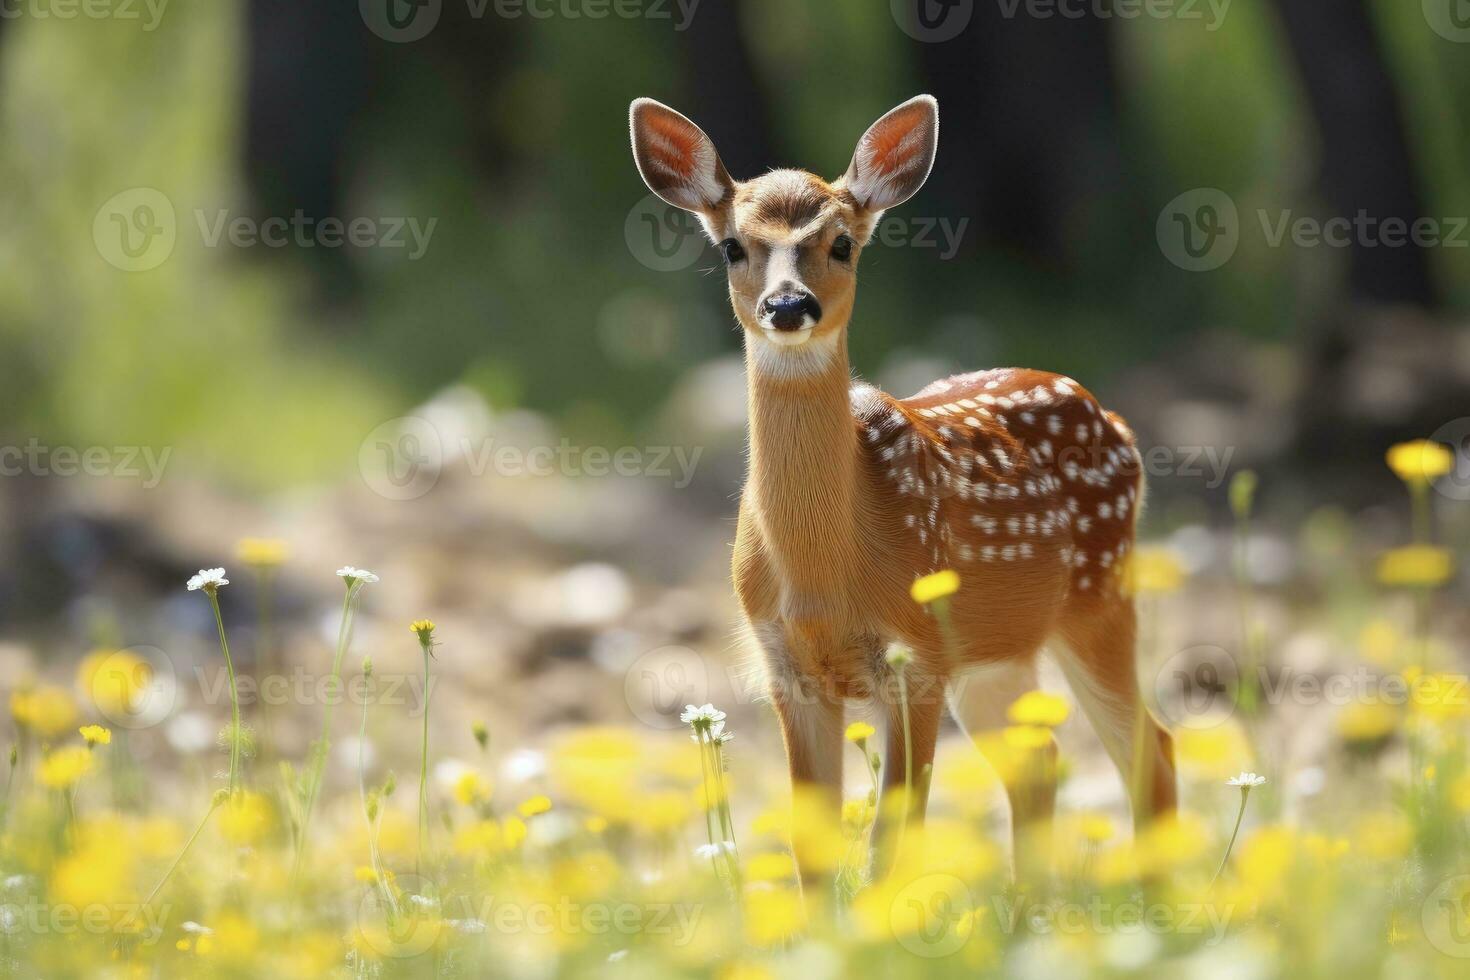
[629,98,733,214]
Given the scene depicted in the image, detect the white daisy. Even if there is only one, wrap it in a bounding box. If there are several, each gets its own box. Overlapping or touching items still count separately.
[180,921,214,936]
[679,703,725,726]
[186,568,229,592]
[336,566,379,585]
[694,841,736,860]
[1226,771,1266,788]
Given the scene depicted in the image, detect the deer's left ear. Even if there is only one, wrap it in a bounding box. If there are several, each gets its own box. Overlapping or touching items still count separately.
[842,95,939,213]
[629,98,734,214]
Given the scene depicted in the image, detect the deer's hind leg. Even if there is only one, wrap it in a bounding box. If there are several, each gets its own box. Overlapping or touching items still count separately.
[947,658,1057,881]
[1051,593,1176,830]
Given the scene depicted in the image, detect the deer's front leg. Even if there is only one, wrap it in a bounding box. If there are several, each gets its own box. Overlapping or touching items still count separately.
[874,662,945,872]
[753,621,844,892]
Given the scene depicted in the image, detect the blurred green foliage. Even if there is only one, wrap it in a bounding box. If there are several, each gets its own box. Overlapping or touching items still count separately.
[2,1,1468,489]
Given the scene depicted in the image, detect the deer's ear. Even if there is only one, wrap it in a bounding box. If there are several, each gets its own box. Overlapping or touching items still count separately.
[630,98,734,214]
[842,95,938,213]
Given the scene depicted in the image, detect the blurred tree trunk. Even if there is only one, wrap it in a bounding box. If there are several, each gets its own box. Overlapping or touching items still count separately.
[905,1,1122,266]
[1271,0,1435,307]
[244,0,371,232]
[676,0,775,180]
[1272,0,1447,469]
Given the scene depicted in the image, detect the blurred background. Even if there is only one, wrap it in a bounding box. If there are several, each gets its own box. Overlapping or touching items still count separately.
[1,1,1468,806]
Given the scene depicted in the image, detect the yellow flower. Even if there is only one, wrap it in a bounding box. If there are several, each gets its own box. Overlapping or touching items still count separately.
[743,885,805,947]
[844,721,876,743]
[1376,545,1453,588]
[217,791,275,846]
[744,852,796,882]
[38,746,93,788]
[235,537,288,567]
[1006,690,1070,728]
[79,725,111,746]
[1001,725,1053,750]
[1123,547,1185,596]
[1358,619,1400,666]
[11,684,79,738]
[910,569,960,605]
[518,794,552,817]
[76,649,152,718]
[1336,702,1399,745]
[1386,440,1454,485]
[453,771,489,806]
[1408,673,1470,723]
[502,816,528,848]
[409,619,436,642]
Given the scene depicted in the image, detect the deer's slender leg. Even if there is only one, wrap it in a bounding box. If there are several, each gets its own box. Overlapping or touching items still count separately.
[948,658,1057,883]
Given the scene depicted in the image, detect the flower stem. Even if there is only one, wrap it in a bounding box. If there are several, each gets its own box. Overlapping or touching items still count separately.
[1210,788,1251,888]
[208,591,243,794]
[358,671,397,917]
[416,637,432,878]
[293,586,360,884]
[145,795,222,909]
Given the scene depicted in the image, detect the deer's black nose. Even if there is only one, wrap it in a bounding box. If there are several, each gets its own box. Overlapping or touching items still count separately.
[760,292,822,331]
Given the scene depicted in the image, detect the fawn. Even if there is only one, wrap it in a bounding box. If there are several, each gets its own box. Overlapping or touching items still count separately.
[630,95,1176,878]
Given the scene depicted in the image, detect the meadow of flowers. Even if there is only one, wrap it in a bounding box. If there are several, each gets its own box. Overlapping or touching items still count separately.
[0,439,1467,979]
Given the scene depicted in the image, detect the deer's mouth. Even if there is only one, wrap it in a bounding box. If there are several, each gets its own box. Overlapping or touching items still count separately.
[759,319,815,346]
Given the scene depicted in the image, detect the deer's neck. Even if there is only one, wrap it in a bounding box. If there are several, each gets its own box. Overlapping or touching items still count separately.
[744,331,862,593]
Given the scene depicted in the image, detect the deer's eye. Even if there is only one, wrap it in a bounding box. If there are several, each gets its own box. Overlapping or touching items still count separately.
[719,239,746,265]
[830,235,854,262]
